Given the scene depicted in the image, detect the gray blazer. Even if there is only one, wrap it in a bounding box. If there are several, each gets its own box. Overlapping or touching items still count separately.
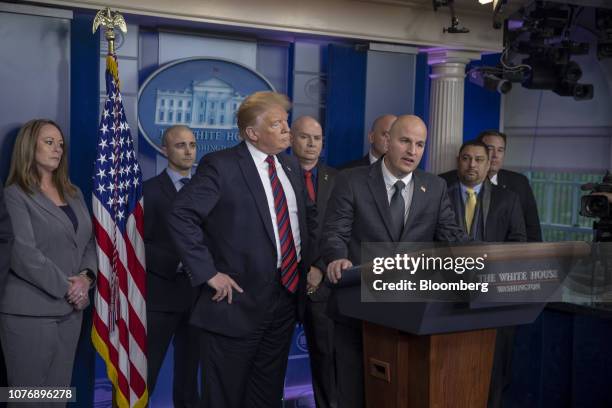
[2,184,97,316]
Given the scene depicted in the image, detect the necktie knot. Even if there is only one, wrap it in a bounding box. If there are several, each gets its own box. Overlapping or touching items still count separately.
[394,180,406,193]
[265,155,276,168]
[304,170,316,202]
[466,187,475,197]
[179,177,190,186]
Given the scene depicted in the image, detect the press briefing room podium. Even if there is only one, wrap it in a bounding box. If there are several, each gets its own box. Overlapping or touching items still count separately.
[332,242,590,408]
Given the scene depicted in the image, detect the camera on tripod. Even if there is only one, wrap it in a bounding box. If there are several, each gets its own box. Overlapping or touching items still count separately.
[580,172,612,219]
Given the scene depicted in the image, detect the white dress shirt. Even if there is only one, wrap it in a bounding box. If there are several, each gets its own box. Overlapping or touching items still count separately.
[490,173,499,186]
[246,141,301,268]
[368,150,379,164]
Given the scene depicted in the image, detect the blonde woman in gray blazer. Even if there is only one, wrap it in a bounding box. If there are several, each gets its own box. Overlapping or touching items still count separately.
[1,119,97,392]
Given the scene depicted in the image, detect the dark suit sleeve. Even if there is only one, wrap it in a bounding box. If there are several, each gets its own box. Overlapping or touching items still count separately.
[505,194,527,242]
[144,180,181,280]
[519,177,542,242]
[320,171,354,264]
[167,157,222,287]
[0,188,13,290]
[434,181,468,243]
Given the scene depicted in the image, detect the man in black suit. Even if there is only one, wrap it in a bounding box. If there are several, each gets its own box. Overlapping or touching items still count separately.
[168,92,315,408]
[341,114,396,169]
[478,130,542,242]
[144,125,200,407]
[290,116,338,408]
[440,140,526,242]
[322,115,466,408]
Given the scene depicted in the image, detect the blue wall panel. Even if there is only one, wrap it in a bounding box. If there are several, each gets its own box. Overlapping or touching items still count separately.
[463,53,502,141]
[324,44,367,168]
[70,10,99,408]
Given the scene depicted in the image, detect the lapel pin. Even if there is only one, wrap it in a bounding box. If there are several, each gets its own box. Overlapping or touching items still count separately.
[421,186,426,192]
[324,174,328,181]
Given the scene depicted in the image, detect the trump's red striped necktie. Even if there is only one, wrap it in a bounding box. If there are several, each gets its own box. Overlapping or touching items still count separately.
[266,155,299,293]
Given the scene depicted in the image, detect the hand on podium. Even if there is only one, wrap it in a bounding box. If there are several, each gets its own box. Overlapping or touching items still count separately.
[326,258,353,284]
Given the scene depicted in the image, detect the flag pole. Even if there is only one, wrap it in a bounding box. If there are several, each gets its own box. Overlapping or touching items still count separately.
[92,7,127,56]
[91,8,148,408]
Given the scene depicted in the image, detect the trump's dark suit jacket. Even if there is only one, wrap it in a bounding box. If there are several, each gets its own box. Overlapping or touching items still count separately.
[168,142,315,338]
[143,171,195,312]
[322,161,466,268]
[439,169,542,242]
[443,178,527,242]
[340,154,370,170]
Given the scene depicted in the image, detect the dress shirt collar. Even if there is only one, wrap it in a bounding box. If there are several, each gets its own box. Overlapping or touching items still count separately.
[381,157,413,192]
[166,167,191,184]
[246,140,278,167]
[460,182,483,202]
[368,149,380,165]
[490,173,499,185]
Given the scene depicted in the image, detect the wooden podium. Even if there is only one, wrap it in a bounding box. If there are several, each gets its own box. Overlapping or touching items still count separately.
[332,242,589,408]
[363,322,495,408]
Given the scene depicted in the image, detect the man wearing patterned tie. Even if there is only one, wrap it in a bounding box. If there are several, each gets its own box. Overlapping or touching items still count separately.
[322,115,466,408]
[143,125,200,407]
[168,92,315,408]
[290,116,338,408]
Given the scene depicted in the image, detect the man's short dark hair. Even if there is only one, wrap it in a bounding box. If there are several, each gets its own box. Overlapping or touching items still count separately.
[458,140,489,157]
[476,130,507,146]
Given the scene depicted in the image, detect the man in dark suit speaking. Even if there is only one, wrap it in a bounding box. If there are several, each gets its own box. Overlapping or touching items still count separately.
[144,125,200,407]
[168,92,314,408]
[290,115,338,408]
[322,115,466,408]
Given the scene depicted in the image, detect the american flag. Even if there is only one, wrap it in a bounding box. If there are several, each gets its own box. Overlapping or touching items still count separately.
[91,54,148,408]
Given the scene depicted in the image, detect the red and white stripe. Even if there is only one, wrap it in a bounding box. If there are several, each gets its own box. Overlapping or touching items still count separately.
[92,195,148,407]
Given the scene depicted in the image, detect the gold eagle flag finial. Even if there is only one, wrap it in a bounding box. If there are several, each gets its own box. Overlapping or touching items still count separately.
[92,7,127,56]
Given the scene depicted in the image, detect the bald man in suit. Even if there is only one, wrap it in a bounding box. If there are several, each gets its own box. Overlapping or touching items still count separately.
[341,114,397,169]
[291,116,338,408]
[144,126,200,407]
[322,115,466,408]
